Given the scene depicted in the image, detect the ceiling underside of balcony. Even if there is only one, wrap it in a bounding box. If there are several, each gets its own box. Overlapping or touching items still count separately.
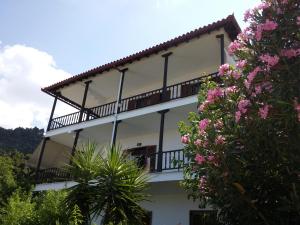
[49,102,196,149]
[55,28,231,110]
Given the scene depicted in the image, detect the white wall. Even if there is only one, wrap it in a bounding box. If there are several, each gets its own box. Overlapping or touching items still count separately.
[92,192,202,225]
[90,181,207,225]
[118,128,184,152]
[141,193,200,225]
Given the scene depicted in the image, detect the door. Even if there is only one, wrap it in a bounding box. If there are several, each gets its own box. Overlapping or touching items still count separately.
[124,145,156,171]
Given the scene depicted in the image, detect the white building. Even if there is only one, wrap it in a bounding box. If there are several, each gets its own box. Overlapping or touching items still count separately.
[29,15,240,225]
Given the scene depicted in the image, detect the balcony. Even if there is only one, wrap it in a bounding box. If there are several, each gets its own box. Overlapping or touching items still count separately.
[35,149,188,184]
[48,72,218,131]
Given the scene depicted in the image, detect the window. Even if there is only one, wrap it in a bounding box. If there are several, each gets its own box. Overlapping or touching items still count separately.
[190,210,220,225]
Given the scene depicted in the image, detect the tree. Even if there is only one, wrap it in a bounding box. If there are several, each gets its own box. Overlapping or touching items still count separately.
[179,1,300,224]
[0,127,43,154]
[66,143,149,225]
[0,155,17,207]
[0,152,33,207]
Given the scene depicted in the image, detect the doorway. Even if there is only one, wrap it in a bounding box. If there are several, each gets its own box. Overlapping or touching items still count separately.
[124,145,156,171]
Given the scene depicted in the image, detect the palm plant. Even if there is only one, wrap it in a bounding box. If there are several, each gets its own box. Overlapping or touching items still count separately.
[91,145,149,225]
[66,143,149,225]
[65,142,102,224]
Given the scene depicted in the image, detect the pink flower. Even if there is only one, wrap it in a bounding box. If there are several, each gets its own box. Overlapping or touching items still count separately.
[238,99,251,114]
[255,20,278,41]
[218,64,230,76]
[281,0,288,4]
[262,19,278,31]
[195,154,206,165]
[202,140,209,148]
[181,134,190,144]
[247,67,261,84]
[194,139,202,147]
[297,16,300,26]
[243,9,252,22]
[251,86,263,97]
[207,155,215,162]
[227,70,233,76]
[232,70,241,80]
[215,135,225,145]
[244,79,251,89]
[295,104,300,113]
[258,104,271,119]
[294,100,300,122]
[235,111,242,123]
[255,85,262,95]
[198,101,209,112]
[255,25,263,41]
[225,86,238,95]
[280,49,300,59]
[256,2,270,10]
[214,119,223,130]
[236,60,247,69]
[259,54,279,69]
[238,30,250,42]
[207,155,219,167]
[199,119,210,132]
[207,88,223,103]
[199,176,207,191]
[240,27,253,41]
[262,81,273,92]
[276,8,283,14]
[228,40,242,55]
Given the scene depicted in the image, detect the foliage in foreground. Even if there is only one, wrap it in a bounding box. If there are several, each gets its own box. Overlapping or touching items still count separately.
[0,152,83,225]
[66,143,149,225]
[179,0,300,224]
[0,143,149,225]
[0,189,84,225]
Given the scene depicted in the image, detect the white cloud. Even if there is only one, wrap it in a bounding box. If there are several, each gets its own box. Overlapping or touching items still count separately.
[0,44,72,129]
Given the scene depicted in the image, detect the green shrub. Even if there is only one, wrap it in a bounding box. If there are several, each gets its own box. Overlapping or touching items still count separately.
[0,191,36,225]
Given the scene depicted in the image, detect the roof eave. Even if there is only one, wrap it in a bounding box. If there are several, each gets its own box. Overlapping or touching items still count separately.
[42,14,241,94]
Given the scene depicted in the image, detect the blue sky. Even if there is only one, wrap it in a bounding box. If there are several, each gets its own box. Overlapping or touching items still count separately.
[0,0,261,129]
[0,0,260,74]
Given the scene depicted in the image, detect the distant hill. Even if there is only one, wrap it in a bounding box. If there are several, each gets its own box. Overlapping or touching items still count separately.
[0,127,44,154]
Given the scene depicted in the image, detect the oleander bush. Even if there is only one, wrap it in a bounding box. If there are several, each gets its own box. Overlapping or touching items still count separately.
[179,0,300,224]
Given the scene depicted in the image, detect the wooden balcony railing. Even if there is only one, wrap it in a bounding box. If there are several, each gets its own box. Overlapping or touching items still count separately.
[35,149,188,184]
[35,167,72,184]
[48,72,218,131]
[148,149,188,172]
